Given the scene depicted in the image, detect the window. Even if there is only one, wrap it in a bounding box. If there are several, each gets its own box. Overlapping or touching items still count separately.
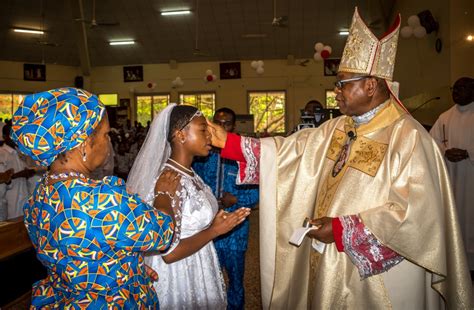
[136,94,170,126]
[248,91,286,133]
[0,93,28,121]
[179,93,215,119]
[98,94,118,106]
[325,90,338,109]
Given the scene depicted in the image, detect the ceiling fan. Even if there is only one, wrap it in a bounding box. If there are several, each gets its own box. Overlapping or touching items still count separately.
[74,0,120,28]
[297,59,310,67]
[271,0,288,28]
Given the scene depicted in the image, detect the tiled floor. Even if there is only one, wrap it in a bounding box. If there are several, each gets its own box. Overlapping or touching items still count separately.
[243,209,262,309]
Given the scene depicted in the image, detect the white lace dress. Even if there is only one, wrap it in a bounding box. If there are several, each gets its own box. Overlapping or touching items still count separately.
[146,164,227,309]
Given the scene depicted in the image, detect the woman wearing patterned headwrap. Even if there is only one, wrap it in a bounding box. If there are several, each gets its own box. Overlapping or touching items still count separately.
[11,87,175,309]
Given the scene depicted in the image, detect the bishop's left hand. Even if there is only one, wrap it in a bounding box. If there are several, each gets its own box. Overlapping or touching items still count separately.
[307,217,335,244]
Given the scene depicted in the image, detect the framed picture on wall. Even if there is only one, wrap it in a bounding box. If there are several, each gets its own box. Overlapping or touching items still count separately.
[323,58,341,76]
[123,66,143,82]
[219,62,241,79]
[24,63,46,81]
[119,98,130,107]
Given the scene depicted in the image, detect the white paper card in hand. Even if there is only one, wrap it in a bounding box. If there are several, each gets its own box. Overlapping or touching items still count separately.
[289,226,318,247]
[312,239,326,254]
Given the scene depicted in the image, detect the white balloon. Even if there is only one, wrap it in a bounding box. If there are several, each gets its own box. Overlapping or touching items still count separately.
[205,69,213,76]
[313,52,323,62]
[250,60,259,69]
[323,45,332,54]
[314,42,324,52]
[212,74,217,81]
[413,26,427,38]
[257,60,264,68]
[400,26,413,38]
[256,66,264,74]
[407,15,420,27]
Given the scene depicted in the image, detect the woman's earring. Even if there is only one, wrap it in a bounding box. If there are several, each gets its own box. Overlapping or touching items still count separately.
[82,152,87,162]
[180,139,185,144]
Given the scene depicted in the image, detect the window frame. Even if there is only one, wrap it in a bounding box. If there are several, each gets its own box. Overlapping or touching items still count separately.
[178,91,216,119]
[134,93,171,125]
[247,90,287,134]
[0,92,30,120]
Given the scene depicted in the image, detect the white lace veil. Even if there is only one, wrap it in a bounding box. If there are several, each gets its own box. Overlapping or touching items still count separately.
[127,103,176,203]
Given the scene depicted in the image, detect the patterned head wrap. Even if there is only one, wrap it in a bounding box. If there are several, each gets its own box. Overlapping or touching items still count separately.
[11,87,105,166]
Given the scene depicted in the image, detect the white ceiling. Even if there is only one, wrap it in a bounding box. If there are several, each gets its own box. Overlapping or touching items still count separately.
[0,0,396,68]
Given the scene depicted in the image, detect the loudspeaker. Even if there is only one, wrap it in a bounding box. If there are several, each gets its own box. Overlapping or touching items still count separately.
[74,76,84,89]
[417,10,439,34]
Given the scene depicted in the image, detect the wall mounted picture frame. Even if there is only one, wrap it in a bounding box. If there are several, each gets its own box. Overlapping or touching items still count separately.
[219,62,241,79]
[24,63,46,81]
[323,58,341,76]
[123,66,143,82]
[119,98,130,107]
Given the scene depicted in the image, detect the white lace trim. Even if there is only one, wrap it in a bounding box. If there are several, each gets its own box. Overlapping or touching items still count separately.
[352,101,388,126]
[239,136,259,184]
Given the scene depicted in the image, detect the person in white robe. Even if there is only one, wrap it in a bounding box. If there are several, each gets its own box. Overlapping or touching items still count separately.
[1,124,34,219]
[430,76,474,275]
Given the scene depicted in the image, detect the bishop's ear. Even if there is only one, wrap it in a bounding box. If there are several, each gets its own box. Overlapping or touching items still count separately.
[365,77,378,97]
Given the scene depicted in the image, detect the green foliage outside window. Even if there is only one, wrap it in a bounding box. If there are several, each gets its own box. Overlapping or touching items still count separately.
[249,91,286,133]
[0,94,27,121]
[325,90,338,108]
[136,95,170,125]
[179,93,215,119]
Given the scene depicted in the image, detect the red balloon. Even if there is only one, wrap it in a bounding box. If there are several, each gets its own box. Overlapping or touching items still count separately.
[147,82,152,88]
[321,50,330,59]
[206,75,213,81]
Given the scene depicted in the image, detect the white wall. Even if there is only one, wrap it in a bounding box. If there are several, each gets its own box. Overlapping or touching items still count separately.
[449,0,474,83]
[0,61,79,93]
[393,0,473,124]
[393,0,451,100]
[91,60,337,130]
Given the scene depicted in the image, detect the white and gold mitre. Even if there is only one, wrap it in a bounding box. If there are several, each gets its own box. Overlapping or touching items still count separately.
[339,7,401,81]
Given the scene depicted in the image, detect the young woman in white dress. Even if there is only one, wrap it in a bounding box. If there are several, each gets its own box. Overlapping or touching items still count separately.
[127,104,250,309]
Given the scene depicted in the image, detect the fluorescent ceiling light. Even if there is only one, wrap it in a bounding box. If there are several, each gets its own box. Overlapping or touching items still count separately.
[339,31,349,36]
[14,28,44,35]
[161,10,191,16]
[109,40,135,45]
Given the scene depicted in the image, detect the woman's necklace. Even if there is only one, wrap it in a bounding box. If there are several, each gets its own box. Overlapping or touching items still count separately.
[44,171,87,184]
[168,158,194,174]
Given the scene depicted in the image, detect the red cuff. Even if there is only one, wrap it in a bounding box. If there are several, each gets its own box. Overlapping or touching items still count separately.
[332,217,344,252]
[221,132,245,163]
